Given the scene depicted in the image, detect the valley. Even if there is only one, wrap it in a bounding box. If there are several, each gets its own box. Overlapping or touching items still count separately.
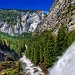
[0,0,75,75]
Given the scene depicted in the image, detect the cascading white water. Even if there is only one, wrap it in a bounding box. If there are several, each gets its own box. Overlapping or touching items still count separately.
[48,42,75,75]
[20,54,45,75]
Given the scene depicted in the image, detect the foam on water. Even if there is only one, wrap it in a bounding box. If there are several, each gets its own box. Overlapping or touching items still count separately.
[48,42,75,75]
[20,54,45,75]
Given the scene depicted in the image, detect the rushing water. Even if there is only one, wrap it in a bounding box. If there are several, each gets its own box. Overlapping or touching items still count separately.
[48,42,75,75]
[20,54,45,75]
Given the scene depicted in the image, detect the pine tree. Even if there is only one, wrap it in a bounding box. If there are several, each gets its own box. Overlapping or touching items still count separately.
[33,42,38,64]
[30,43,34,62]
[39,43,44,63]
[44,48,50,68]
[43,30,55,68]
[56,23,68,56]
[47,32,55,67]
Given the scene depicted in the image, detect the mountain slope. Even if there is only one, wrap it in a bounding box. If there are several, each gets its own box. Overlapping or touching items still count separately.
[0,10,46,36]
[35,0,75,33]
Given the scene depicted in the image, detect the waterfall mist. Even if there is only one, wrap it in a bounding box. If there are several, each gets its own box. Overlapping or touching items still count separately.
[48,42,75,75]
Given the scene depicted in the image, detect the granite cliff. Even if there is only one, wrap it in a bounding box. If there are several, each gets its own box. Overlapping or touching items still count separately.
[36,0,75,34]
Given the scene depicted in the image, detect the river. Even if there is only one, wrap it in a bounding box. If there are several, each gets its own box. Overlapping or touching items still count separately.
[20,54,45,75]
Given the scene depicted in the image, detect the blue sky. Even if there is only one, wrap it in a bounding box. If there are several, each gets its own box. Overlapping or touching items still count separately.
[0,0,54,11]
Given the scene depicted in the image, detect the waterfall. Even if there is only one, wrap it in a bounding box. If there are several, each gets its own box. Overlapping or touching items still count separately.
[48,42,75,75]
[20,54,45,75]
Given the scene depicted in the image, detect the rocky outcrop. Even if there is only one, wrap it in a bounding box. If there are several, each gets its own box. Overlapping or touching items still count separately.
[0,10,45,36]
[0,43,19,61]
[35,0,75,33]
[0,0,75,35]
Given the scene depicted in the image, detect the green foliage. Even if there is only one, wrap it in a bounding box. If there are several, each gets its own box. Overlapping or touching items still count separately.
[68,30,75,46]
[0,10,38,26]
[39,41,44,63]
[34,42,40,64]
[0,20,74,70]
[43,30,55,68]
[0,10,21,25]
[0,61,24,75]
[0,32,31,54]
[25,30,55,68]
[56,23,68,56]
[25,23,71,68]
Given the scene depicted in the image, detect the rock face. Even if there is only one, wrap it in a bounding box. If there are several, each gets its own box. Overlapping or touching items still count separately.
[36,0,75,33]
[0,10,45,36]
[0,43,19,61]
[0,0,75,35]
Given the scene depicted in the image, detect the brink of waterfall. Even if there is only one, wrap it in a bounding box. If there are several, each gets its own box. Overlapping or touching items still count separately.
[48,42,75,75]
[20,54,45,75]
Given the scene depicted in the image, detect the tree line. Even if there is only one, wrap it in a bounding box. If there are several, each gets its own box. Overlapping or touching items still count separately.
[0,32,31,55]
[25,23,75,68]
[0,22,75,68]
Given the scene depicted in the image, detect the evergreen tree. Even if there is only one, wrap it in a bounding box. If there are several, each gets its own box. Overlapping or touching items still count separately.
[43,30,55,68]
[33,42,38,64]
[30,42,34,62]
[47,31,55,67]
[44,47,50,68]
[68,30,75,46]
[25,39,32,59]
[56,23,68,56]
[39,42,44,63]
